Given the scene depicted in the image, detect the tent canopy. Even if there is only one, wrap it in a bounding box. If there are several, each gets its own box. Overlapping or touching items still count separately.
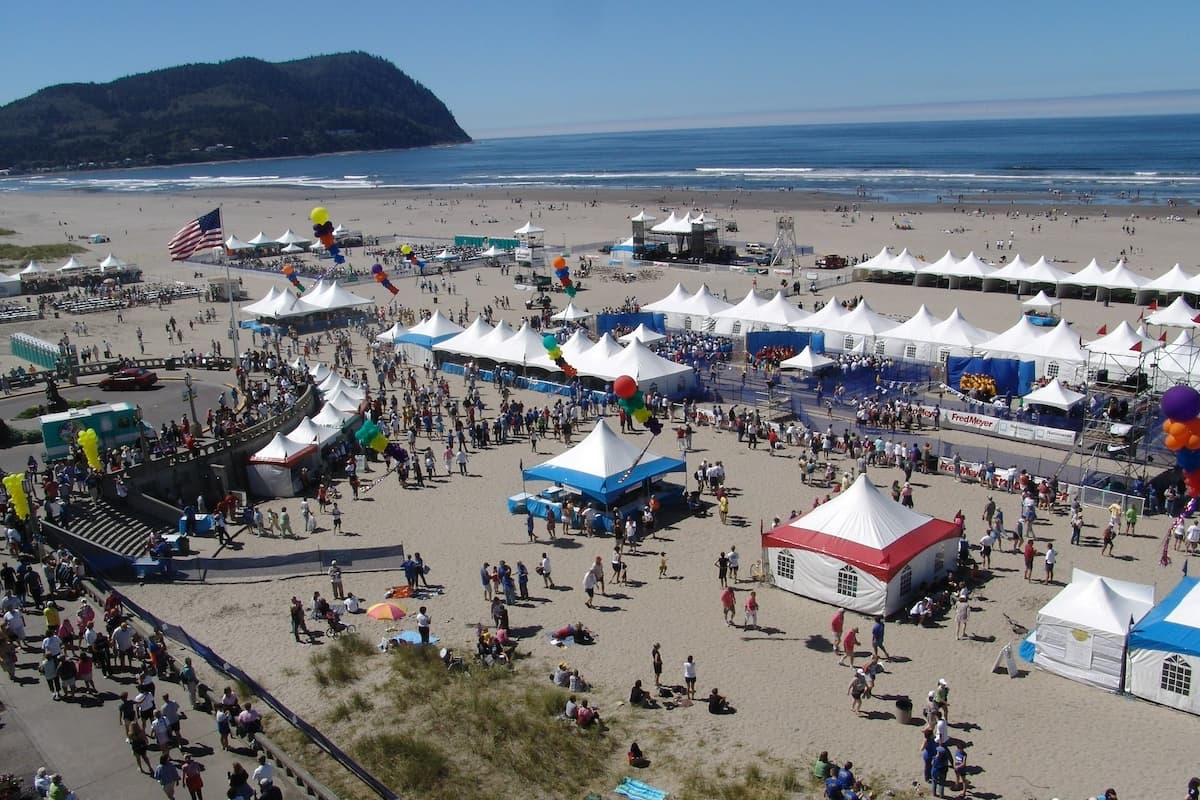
[522,419,685,505]
[793,295,849,331]
[224,235,254,251]
[1144,263,1197,295]
[550,301,592,321]
[581,338,694,387]
[514,221,545,235]
[1146,295,1200,328]
[286,417,341,447]
[375,321,409,343]
[398,311,463,348]
[1022,290,1061,312]
[246,232,274,246]
[641,283,693,314]
[779,345,835,373]
[1130,577,1200,659]
[99,253,127,268]
[618,323,666,345]
[1022,378,1085,411]
[249,432,318,465]
[1038,568,1154,637]
[761,475,960,581]
[275,229,309,245]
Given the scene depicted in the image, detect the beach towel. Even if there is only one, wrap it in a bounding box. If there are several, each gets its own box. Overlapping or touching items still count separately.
[385,586,413,599]
[547,632,576,647]
[613,777,669,800]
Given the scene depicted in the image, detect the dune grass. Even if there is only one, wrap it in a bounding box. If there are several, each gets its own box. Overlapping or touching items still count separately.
[0,242,87,263]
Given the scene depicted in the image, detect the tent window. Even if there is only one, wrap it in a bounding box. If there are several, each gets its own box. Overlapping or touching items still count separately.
[683,317,693,331]
[904,344,918,360]
[836,565,859,598]
[1161,654,1192,697]
[899,565,913,596]
[1046,362,1060,378]
[730,321,742,336]
[874,340,886,357]
[934,550,945,576]
[843,335,856,351]
[938,348,951,365]
[776,551,795,581]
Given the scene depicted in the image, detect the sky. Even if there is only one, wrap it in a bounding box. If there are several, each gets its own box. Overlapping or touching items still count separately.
[4,1,1200,138]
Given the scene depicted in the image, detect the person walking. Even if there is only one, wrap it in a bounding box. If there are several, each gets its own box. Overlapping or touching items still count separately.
[516,560,529,600]
[838,626,859,667]
[717,494,729,524]
[831,608,845,655]
[871,616,891,660]
[743,590,759,629]
[329,561,344,600]
[178,657,199,709]
[330,502,343,535]
[955,595,970,640]
[720,586,736,625]
[278,508,293,538]
[154,753,181,799]
[539,553,554,588]
[129,724,154,774]
[715,552,729,587]
[181,754,204,800]
[416,606,431,645]
[582,568,597,609]
[727,546,740,582]
[683,655,697,700]
[456,447,469,476]
[525,511,536,543]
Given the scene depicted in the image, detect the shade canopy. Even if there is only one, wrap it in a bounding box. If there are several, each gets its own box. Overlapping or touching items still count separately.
[375,321,409,343]
[1022,379,1086,411]
[432,316,494,355]
[522,419,685,505]
[514,221,545,235]
[275,229,309,245]
[286,416,342,447]
[1060,258,1110,287]
[580,338,695,389]
[246,232,274,246]
[675,284,733,317]
[880,304,943,344]
[629,210,656,222]
[18,261,47,275]
[58,256,87,272]
[249,432,318,465]
[618,323,666,345]
[856,247,893,271]
[1147,295,1200,328]
[1143,263,1197,295]
[224,235,254,251]
[304,281,374,310]
[762,475,959,582]
[550,301,592,321]
[398,311,463,348]
[825,299,897,337]
[99,253,127,268]
[1128,577,1200,714]
[1022,290,1061,311]
[779,345,835,373]
[312,403,356,428]
[641,283,693,314]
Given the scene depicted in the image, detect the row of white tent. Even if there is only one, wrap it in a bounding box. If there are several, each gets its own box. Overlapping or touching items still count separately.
[241,280,374,320]
[13,254,130,277]
[860,247,1200,297]
[223,229,335,251]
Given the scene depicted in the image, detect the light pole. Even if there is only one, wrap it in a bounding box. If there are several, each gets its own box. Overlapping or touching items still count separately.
[184,372,199,434]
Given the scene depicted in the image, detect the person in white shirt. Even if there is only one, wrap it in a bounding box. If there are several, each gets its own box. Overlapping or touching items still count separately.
[343,594,361,614]
[1044,544,1057,583]
[252,754,274,786]
[726,547,740,582]
[416,606,431,645]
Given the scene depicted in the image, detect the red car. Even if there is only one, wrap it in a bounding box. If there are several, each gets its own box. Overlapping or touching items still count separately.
[99,367,159,390]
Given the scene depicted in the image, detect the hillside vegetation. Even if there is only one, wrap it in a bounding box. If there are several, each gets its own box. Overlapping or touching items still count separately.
[0,52,470,171]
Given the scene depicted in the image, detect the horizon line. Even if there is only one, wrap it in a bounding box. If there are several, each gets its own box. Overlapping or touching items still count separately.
[469,89,1200,140]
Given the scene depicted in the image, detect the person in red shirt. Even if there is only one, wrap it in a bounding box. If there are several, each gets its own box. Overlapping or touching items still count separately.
[831,608,845,654]
[839,626,860,668]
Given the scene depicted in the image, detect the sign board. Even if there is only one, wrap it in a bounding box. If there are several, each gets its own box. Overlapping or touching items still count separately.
[940,409,1077,448]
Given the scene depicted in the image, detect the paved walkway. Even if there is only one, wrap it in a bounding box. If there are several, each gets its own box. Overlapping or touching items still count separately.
[0,635,292,799]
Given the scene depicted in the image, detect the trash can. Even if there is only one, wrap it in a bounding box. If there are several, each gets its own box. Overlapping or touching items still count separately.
[895,697,913,725]
[165,357,178,370]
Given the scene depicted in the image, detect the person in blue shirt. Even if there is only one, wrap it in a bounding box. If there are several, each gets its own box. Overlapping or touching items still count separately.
[871,616,891,660]
[920,730,937,783]
[836,762,855,789]
[931,744,951,798]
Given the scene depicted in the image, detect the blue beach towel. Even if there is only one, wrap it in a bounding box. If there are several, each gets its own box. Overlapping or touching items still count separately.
[614,777,669,800]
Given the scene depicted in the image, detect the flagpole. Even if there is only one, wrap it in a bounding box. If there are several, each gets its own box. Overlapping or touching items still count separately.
[220,205,242,374]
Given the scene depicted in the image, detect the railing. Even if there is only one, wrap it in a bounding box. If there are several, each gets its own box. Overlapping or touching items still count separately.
[253,733,341,800]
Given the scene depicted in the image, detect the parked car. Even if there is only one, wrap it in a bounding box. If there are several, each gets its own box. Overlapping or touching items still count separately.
[816,254,848,269]
[98,367,159,390]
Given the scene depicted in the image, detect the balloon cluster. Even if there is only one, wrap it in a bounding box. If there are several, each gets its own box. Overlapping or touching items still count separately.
[370,264,400,296]
[552,255,577,297]
[400,244,427,271]
[614,375,662,435]
[1163,386,1200,495]
[355,419,409,465]
[2,473,29,519]
[541,334,578,378]
[309,207,345,265]
[281,264,304,294]
[78,427,102,470]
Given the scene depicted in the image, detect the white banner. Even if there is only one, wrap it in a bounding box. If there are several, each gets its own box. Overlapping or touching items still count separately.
[940,409,1077,447]
[941,410,1000,433]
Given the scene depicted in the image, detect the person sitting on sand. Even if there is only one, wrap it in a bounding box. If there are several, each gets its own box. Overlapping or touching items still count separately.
[551,622,594,644]
[812,751,833,780]
[575,698,599,728]
[627,741,649,768]
[552,662,570,687]
[909,597,933,626]
[629,679,658,709]
[568,669,590,693]
[707,687,734,714]
[343,593,361,614]
[562,694,578,720]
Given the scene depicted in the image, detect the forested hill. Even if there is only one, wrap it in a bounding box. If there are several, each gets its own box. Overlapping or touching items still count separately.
[0,52,471,171]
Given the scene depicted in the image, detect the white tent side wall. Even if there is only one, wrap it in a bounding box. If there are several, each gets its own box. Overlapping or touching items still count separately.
[883,538,957,614]
[247,462,301,498]
[1033,620,1126,690]
[767,548,888,616]
[1126,648,1200,714]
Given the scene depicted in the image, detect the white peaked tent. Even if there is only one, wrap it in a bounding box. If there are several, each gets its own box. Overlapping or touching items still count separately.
[933,251,996,286]
[629,210,656,222]
[308,362,333,383]
[581,338,696,392]
[1146,295,1200,328]
[57,256,87,272]
[1143,263,1197,296]
[879,247,924,276]
[677,283,733,317]
[275,229,309,245]
[794,295,849,331]
[1158,329,1200,382]
[247,232,274,246]
[650,212,682,234]
[1098,260,1148,292]
[642,283,693,314]
[1038,319,1089,366]
[914,251,959,285]
[761,475,961,615]
[375,321,409,343]
[550,301,591,321]
[753,291,811,327]
[514,221,545,235]
[572,333,626,375]
[980,316,1046,359]
[321,377,365,403]
[881,304,943,343]
[1034,569,1154,690]
[929,309,994,351]
[286,417,341,448]
[325,389,364,415]
[434,248,457,262]
[474,320,517,360]
[1022,290,1061,314]
[1086,320,1161,377]
[281,244,304,254]
[713,289,768,321]
[18,261,47,275]
[1022,379,1086,411]
[247,433,319,498]
[312,403,355,429]
[618,324,667,346]
[241,287,283,316]
[224,235,254,251]
[856,247,893,272]
[779,346,835,373]
[479,245,503,258]
[983,254,1032,289]
[1060,258,1110,289]
[1022,256,1073,287]
[492,322,561,371]
[400,311,463,348]
[558,330,595,362]
[305,281,373,311]
[826,299,897,338]
[433,317,494,356]
[1127,577,1200,714]
[99,253,127,268]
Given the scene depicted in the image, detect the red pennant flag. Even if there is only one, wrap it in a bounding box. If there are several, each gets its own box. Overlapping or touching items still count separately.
[1193,314,1200,324]
[1149,300,1159,311]
[1130,341,1143,352]
[1096,324,1108,335]
[1160,332,1168,342]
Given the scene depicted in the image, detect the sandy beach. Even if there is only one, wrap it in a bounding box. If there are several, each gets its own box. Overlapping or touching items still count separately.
[1,187,1196,798]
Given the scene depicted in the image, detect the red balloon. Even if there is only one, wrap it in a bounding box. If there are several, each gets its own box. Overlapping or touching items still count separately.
[614,375,637,399]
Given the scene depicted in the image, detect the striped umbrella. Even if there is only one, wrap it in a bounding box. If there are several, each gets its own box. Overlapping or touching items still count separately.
[366,602,407,621]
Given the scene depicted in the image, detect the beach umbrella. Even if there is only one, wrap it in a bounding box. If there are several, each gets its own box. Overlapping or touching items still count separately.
[366,602,407,621]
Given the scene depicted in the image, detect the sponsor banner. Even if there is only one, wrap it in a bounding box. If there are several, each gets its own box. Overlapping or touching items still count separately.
[939,409,1077,447]
[941,409,1000,433]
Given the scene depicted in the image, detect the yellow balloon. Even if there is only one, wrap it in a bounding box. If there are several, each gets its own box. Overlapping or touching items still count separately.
[633,408,652,423]
[310,206,329,225]
[401,244,412,255]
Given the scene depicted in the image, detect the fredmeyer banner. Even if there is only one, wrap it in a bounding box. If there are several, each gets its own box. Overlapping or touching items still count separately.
[939,408,1076,448]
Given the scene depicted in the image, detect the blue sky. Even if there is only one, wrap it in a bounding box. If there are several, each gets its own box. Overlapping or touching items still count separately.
[5,1,1199,138]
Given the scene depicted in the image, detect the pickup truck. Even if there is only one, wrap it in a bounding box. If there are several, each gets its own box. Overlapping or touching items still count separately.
[816,254,848,269]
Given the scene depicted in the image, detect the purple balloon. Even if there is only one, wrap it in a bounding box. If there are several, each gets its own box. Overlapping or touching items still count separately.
[1163,385,1200,421]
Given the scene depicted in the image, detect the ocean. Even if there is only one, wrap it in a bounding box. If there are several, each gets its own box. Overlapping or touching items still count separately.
[3,114,1199,204]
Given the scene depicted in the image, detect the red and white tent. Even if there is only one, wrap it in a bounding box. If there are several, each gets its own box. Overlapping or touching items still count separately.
[760,475,960,615]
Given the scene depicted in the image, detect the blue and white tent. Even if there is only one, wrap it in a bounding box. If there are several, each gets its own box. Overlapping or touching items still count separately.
[1127,576,1200,714]
[522,419,685,506]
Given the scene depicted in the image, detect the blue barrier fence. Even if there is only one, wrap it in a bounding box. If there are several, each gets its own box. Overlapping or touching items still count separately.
[596,312,665,336]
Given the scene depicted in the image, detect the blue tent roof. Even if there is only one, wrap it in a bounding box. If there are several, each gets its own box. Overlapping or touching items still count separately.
[1129,576,1200,658]
[522,420,685,505]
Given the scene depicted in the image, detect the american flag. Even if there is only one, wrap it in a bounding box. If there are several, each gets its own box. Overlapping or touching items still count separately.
[167,208,224,261]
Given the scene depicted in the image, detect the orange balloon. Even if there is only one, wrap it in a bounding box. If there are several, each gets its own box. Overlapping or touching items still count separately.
[282,264,293,275]
[374,273,386,283]
[1187,418,1200,436]
[1188,435,1200,450]
[1170,421,1190,438]
[1164,419,1176,433]
[553,256,567,269]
